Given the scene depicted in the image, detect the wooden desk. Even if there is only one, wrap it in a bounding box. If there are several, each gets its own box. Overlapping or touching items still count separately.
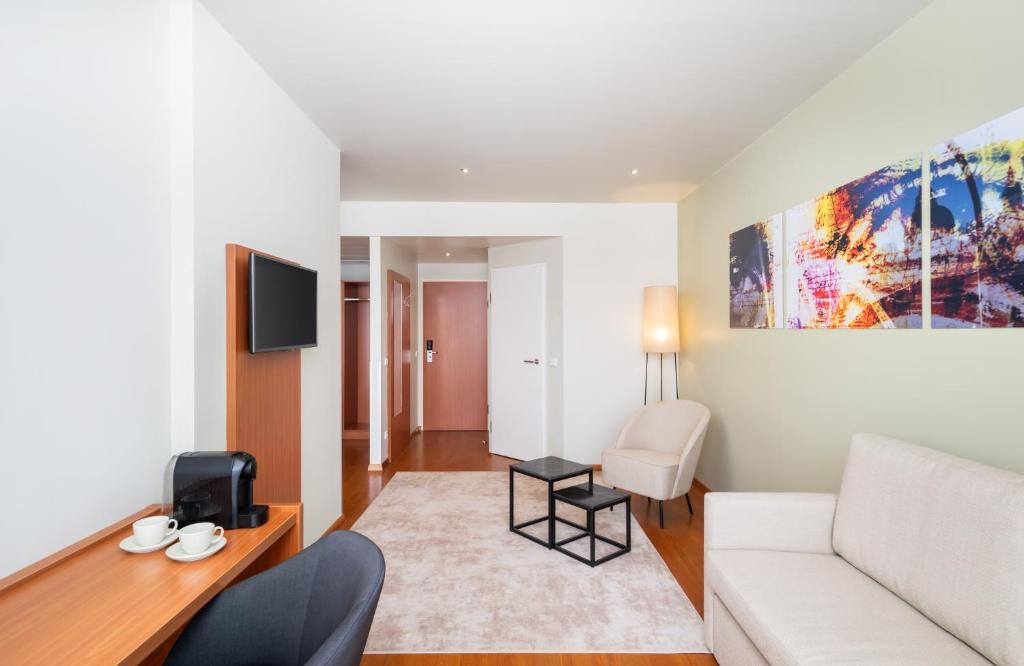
[0,503,302,665]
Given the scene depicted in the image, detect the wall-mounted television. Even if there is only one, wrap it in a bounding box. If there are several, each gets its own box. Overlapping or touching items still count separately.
[248,253,317,353]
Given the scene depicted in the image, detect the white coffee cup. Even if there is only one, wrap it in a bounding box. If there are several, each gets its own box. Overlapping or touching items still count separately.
[133,516,178,547]
[178,522,224,555]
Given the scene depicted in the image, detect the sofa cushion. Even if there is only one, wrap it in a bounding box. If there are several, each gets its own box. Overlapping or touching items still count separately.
[601,448,678,499]
[706,549,989,666]
[711,595,768,666]
[833,433,1024,665]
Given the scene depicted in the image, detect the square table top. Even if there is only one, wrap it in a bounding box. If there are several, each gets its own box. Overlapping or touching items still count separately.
[553,482,630,511]
[510,456,592,482]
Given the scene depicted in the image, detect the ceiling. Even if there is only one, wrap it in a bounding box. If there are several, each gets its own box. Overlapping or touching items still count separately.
[341,236,548,263]
[201,0,930,203]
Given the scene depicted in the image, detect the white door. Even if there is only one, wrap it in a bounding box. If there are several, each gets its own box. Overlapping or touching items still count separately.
[489,263,545,460]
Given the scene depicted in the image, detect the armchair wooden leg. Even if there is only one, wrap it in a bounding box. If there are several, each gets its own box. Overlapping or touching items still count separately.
[685,493,693,515]
[658,500,664,528]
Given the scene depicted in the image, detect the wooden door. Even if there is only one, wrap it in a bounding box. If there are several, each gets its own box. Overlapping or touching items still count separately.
[423,281,488,431]
[387,271,412,460]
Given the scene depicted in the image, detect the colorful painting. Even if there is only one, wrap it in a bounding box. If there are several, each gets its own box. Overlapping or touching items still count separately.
[930,107,1024,328]
[784,156,923,328]
[729,215,783,328]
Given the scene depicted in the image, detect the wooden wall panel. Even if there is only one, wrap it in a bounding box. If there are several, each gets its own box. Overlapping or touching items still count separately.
[226,244,301,504]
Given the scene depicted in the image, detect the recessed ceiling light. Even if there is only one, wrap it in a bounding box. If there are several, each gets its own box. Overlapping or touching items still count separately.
[631,168,639,175]
[445,252,451,257]
[459,167,470,174]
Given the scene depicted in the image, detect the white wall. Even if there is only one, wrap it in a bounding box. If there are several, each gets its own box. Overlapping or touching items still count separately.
[192,4,341,544]
[418,263,489,282]
[0,2,172,577]
[340,203,678,463]
[169,0,196,456]
[414,262,489,429]
[488,240,564,456]
[678,0,1024,492]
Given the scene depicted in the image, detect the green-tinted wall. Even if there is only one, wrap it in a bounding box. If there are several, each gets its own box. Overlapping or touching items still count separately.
[678,0,1024,492]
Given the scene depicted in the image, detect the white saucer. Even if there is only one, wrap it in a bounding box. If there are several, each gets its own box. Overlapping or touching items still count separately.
[165,536,227,563]
[119,530,179,554]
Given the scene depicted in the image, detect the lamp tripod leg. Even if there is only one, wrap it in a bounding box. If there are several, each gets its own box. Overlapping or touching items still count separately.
[674,352,679,399]
[643,353,649,405]
[660,352,664,401]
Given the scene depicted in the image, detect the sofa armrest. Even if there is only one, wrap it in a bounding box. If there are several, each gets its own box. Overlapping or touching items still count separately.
[705,492,837,554]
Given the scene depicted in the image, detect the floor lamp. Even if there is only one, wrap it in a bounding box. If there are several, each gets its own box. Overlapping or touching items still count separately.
[643,285,680,405]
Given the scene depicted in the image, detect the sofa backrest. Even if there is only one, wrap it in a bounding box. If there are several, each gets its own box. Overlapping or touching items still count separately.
[833,433,1024,665]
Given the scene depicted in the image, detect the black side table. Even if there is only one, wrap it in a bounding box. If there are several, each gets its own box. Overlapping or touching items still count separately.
[552,483,631,567]
[509,456,593,548]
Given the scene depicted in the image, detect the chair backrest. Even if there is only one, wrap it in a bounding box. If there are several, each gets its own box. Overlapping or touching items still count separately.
[303,532,386,665]
[833,433,1024,665]
[616,399,710,456]
[166,530,385,666]
[616,399,710,497]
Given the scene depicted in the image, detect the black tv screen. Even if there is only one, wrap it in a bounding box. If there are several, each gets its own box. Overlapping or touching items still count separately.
[248,253,317,353]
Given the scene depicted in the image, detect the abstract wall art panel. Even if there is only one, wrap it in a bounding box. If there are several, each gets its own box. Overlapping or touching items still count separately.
[930,106,1024,328]
[784,155,923,329]
[729,215,783,328]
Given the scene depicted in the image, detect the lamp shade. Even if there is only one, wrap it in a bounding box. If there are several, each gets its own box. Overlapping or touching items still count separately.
[643,285,680,353]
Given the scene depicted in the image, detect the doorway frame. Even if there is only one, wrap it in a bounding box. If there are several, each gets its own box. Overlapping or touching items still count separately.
[418,278,490,432]
[386,270,413,463]
[340,280,371,441]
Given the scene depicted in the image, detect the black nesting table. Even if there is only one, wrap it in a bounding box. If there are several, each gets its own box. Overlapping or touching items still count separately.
[509,456,593,549]
[552,483,631,567]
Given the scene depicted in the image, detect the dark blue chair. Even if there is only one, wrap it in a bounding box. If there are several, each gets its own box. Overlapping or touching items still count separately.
[166,530,385,666]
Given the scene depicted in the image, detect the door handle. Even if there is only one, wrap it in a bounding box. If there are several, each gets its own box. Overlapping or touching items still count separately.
[523,359,540,364]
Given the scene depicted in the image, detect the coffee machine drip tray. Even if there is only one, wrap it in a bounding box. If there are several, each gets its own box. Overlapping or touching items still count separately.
[237,505,269,528]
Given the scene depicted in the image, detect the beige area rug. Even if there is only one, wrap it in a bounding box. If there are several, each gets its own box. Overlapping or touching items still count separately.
[352,471,707,654]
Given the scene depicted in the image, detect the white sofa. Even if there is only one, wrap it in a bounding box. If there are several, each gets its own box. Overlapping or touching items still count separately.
[704,433,1024,665]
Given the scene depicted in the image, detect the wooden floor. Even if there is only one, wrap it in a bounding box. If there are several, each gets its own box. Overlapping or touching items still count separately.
[339,431,716,666]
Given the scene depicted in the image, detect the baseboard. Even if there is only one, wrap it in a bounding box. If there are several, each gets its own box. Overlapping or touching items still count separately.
[322,514,346,537]
[367,463,384,472]
[412,426,423,435]
[693,477,712,493]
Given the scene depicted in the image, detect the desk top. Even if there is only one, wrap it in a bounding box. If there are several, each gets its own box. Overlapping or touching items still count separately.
[0,504,301,665]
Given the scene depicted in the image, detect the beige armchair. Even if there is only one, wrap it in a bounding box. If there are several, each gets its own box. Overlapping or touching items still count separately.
[601,399,710,527]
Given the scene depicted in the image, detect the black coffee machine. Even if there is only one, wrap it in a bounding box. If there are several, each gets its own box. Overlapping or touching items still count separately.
[167,451,269,529]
